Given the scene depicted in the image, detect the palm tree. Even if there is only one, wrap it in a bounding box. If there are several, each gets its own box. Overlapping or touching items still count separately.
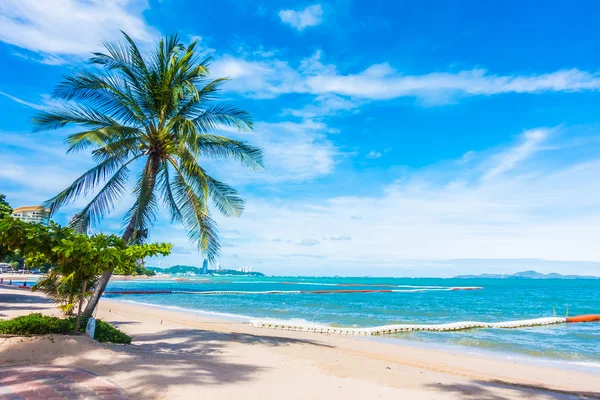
[33,32,264,317]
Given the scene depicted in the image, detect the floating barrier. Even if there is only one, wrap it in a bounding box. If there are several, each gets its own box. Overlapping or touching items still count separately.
[173,290,303,295]
[104,290,172,295]
[104,286,483,296]
[566,314,600,323]
[249,315,599,336]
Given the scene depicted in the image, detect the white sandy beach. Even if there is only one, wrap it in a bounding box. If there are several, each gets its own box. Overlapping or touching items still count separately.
[1,285,599,400]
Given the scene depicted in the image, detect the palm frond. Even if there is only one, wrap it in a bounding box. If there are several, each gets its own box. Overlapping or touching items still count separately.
[65,126,142,154]
[176,149,244,217]
[73,160,133,225]
[32,104,120,132]
[43,154,138,216]
[192,103,253,132]
[195,134,264,169]
[122,156,161,239]
[166,158,220,261]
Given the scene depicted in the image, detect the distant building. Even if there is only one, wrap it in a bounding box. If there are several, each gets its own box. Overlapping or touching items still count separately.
[201,259,208,275]
[11,206,50,225]
[215,262,221,271]
[69,213,89,235]
[0,263,12,273]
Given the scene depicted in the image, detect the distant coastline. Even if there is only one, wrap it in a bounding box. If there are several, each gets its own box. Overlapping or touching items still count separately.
[454,270,600,279]
[147,264,265,277]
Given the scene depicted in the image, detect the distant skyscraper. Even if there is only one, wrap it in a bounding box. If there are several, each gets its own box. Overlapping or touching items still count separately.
[69,213,89,235]
[216,262,221,271]
[201,259,208,275]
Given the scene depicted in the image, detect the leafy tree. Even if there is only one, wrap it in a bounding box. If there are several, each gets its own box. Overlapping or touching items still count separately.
[33,32,263,318]
[4,251,24,269]
[0,194,13,261]
[135,264,156,276]
[0,194,12,218]
[0,216,171,332]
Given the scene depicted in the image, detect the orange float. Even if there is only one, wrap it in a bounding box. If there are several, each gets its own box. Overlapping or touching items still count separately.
[566,314,600,323]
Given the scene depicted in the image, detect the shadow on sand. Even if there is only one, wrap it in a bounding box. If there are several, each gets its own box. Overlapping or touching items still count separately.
[426,381,600,400]
[1,287,333,398]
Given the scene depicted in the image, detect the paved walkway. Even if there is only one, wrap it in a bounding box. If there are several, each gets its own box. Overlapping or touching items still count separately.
[0,365,128,400]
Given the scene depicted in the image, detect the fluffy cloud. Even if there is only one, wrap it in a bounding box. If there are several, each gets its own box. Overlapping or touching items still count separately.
[211,50,600,105]
[205,120,339,184]
[279,4,324,31]
[0,0,156,62]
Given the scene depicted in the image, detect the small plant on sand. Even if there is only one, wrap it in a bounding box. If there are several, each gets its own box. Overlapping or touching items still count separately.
[0,313,132,344]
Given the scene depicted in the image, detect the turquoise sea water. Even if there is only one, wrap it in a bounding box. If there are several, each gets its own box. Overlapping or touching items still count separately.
[104,277,600,367]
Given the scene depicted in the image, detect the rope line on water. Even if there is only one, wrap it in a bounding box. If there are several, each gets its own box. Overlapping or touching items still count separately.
[249,314,600,335]
[104,287,483,295]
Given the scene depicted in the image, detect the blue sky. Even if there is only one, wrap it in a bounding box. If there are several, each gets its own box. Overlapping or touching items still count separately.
[1,0,600,276]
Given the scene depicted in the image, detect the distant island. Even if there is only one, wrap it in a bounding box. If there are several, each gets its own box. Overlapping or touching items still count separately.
[454,270,599,279]
[147,265,265,277]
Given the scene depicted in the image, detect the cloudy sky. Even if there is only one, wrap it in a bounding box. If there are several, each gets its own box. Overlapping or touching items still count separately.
[1,0,600,276]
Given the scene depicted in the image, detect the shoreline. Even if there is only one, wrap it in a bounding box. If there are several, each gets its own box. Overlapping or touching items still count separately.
[115,297,600,374]
[2,285,600,399]
[4,281,600,374]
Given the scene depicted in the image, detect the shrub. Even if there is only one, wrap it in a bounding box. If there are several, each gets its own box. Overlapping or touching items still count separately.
[93,319,132,344]
[0,313,132,344]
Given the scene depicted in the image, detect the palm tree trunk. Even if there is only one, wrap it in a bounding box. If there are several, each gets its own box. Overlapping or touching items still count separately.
[82,158,159,318]
[74,277,88,334]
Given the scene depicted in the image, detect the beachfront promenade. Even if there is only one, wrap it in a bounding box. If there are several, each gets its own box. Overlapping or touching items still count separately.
[1,284,599,400]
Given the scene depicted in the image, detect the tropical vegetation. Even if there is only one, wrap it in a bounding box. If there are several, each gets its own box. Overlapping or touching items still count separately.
[0,216,171,332]
[0,313,132,344]
[33,32,263,317]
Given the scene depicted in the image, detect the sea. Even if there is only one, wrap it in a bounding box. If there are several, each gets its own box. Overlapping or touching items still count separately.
[100,276,600,370]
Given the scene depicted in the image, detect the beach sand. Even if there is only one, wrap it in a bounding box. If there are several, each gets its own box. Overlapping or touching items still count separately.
[1,285,598,399]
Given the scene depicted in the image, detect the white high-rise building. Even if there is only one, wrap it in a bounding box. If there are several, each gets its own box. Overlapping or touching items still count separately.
[216,262,221,271]
[12,206,50,225]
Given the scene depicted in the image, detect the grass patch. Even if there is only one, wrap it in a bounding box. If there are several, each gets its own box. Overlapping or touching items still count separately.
[0,313,132,344]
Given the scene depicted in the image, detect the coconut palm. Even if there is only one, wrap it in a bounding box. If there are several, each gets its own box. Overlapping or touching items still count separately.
[33,32,263,317]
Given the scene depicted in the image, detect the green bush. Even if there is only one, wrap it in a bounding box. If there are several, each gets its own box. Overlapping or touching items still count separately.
[0,313,131,344]
[93,319,132,344]
[0,313,71,335]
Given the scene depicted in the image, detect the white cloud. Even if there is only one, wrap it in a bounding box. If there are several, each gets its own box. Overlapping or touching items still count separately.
[305,67,600,101]
[482,128,550,180]
[367,150,382,159]
[279,4,324,31]
[206,120,339,184]
[211,49,600,105]
[210,55,304,99]
[0,0,156,62]
[0,91,46,110]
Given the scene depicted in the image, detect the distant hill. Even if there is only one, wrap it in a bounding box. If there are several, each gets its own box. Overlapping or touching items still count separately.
[147,265,200,275]
[147,265,264,277]
[454,270,600,279]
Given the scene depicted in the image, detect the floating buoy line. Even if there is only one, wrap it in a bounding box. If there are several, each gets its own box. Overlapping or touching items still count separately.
[104,286,483,295]
[249,315,600,335]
